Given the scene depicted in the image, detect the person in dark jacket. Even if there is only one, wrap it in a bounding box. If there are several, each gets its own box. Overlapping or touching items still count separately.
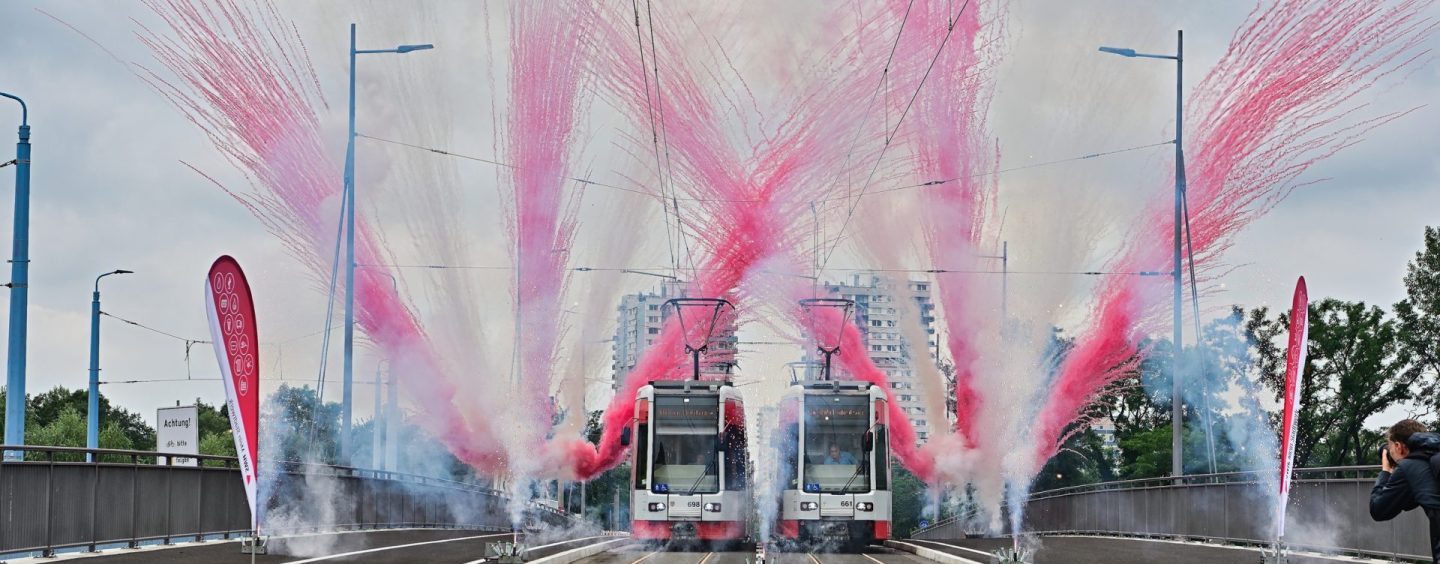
[1370,419,1440,562]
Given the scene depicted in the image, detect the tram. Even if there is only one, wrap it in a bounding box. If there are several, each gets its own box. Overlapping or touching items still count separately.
[775,380,892,551]
[622,379,750,547]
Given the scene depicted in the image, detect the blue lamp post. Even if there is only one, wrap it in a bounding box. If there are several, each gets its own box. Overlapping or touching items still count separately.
[1100,30,1185,477]
[87,269,133,462]
[342,24,433,464]
[1,91,30,461]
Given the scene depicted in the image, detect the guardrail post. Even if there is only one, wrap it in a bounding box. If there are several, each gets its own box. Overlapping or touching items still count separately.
[90,452,100,552]
[130,453,139,548]
[197,464,205,542]
[44,449,55,557]
[163,460,173,544]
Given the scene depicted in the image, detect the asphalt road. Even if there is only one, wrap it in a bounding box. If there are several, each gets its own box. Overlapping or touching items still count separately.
[572,543,934,564]
[902,536,1385,564]
[8,529,616,564]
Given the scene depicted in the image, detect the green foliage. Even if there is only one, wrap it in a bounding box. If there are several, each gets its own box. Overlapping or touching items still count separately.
[263,384,342,464]
[1250,299,1413,466]
[1396,226,1440,424]
[891,462,927,537]
[1034,429,1114,490]
[25,386,155,450]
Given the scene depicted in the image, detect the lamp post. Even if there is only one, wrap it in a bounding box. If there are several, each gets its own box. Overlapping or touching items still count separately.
[1099,30,1185,478]
[1,91,30,460]
[342,25,433,464]
[87,269,133,462]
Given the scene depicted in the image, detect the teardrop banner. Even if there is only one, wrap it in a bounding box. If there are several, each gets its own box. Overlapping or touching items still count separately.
[205,256,261,533]
[1276,276,1309,540]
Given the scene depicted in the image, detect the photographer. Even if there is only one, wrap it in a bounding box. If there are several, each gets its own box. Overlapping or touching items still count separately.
[1370,419,1440,562]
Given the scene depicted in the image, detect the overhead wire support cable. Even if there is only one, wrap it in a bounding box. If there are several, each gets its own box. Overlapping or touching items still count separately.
[631,0,680,278]
[360,132,1170,206]
[841,0,917,201]
[823,0,973,273]
[644,0,699,281]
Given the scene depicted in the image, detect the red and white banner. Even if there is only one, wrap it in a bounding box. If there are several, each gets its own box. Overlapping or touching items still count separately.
[1276,276,1309,539]
[204,256,261,532]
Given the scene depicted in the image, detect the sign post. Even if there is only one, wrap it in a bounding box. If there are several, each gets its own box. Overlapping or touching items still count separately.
[156,405,199,467]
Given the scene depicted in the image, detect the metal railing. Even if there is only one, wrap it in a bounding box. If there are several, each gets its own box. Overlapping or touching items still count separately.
[0,445,575,558]
[911,465,1430,562]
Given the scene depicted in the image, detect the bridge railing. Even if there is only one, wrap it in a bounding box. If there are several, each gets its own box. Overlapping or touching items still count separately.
[911,465,1429,561]
[0,445,574,558]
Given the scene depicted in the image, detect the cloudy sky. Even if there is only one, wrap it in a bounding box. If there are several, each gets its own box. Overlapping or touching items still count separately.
[0,0,1435,441]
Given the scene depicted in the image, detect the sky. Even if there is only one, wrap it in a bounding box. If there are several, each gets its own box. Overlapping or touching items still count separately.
[0,0,1436,442]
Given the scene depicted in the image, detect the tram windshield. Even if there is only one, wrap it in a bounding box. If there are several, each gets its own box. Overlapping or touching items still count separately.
[803,394,870,493]
[651,395,720,494]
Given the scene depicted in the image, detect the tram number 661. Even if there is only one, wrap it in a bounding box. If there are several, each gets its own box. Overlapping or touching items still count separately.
[839,501,852,507]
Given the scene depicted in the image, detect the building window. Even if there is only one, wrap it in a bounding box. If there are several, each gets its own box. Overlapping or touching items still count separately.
[648,304,659,311]
[648,328,660,335]
[647,316,659,323]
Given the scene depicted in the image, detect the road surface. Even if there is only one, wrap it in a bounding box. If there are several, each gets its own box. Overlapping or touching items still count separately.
[902,536,1388,563]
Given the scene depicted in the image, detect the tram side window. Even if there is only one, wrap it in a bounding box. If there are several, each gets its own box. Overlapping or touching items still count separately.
[874,425,889,490]
[634,421,649,490]
[724,425,748,490]
[781,422,799,489]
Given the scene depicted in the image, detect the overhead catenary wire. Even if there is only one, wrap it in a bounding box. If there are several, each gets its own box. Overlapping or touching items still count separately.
[631,0,679,277]
[356,263,1169,277]
[359,132,1172,205]
[822,0,973,273]
[643,0,700,281]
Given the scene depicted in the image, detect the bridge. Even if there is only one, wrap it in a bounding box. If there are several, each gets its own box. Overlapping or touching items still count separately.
[0,449,1429,563]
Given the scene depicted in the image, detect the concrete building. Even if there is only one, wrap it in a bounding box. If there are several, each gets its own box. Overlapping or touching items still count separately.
[818,273,939,443]
[611,281,737,389]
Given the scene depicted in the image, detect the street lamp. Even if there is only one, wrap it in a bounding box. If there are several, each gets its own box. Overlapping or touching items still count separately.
[1,91,30,461]
[1099,30,1186,477]
[342,24,433,464]
[87,269,134,462]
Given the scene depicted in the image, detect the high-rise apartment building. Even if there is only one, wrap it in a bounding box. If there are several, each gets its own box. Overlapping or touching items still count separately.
[611,281,737,389]
[818,273,939,443]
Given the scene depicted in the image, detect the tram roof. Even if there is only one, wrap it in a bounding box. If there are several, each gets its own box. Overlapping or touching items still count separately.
[648,379,733,392]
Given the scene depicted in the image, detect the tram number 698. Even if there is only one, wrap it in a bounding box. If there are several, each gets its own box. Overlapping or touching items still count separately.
[687,501,702,508]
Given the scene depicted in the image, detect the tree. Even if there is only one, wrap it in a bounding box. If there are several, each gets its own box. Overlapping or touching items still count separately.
[1033,428,1115,490]
[576,410,631,528]
[262,384,342,464]
[1250,299,1413,466]
[24,406,135,461]
[1396,226,1440,423]
[891,463,928,537]
[26,386,155,450]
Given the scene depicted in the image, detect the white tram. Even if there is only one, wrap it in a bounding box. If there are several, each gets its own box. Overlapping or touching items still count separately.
[774,381,892,551]
[623,380,750,546]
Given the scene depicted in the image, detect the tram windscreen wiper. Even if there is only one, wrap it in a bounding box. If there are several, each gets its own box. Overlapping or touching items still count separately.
[838,454,868,493]
[685,447,719,496]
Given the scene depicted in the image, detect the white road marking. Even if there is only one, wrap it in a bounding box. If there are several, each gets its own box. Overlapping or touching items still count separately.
[284,532,508,563]
[886,540,987,564]
[630,550,660,564]
[899,539,994,559]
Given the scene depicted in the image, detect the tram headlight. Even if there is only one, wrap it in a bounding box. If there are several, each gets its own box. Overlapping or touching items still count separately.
[647,502,667,512]
[799,501,818,512]
[856,502,874,512]
[704,503,722,512]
